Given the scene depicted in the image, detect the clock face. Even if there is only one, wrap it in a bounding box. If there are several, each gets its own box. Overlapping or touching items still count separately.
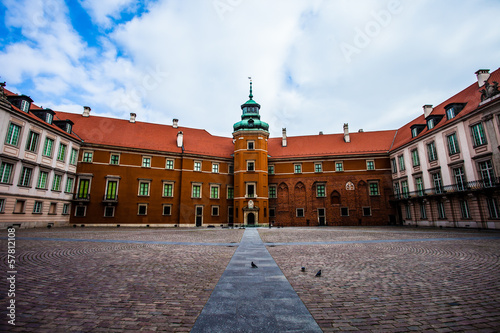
[248,200,254,209]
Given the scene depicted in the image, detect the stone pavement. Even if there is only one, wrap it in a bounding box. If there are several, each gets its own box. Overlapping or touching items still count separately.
[191,228,321,332]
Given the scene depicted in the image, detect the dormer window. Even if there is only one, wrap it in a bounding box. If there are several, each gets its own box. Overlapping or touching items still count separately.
[66,123,72,133]
[411,127,418,137]
[446,107,455,120]
[46,113,53,124]
[427,118,435,130]
[20,100,30,112]
[444,103,466,120]
[410,124,426,138]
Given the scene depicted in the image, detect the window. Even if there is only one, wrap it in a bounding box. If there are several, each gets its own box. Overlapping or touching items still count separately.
[411,149,420,167]
[212,206,219,216]
[65,177,74,193]
[77,179,90,199]
[411,127,418,138]
[335,162,343,172]
[18,167,32,187]
[437,201,446,219]
[341,207,349,216]
[269,185,277,198]
[487,197,499,219]
[57,144,67,162]
[70,149,78,165]
[33,201,43,214]
[62,203,70,215]
[246,183,256,198]
[82,151,93,163]
[447,133,460,155]
[166,159,174,170]
[49,203,56,215]
[369,182,379,196]
[142,156,151,168]
[0,198,4,213]
[315,163,323,173]
[37,171,49,189]
[420,203,427,219]
[104,206,115,217]
[453,166,466,191]
[194,161,202,171]
[405,204,411,219]
[294,164,302,174]
[25,131,40,152]
[138,204,148,216]
[427,142,438,162]
[401,180,409,198]
[393,182,401,198]
[163,205,172,216]
[229,165,234,174]
[316,184,326,197]
[20,99,30,112]
[247,141,255,150]
[446,107,455,120]
[296,208,304,217]
[268,165,274,174]
[398,155,405,171]
[247,161,255,172]
[5,123,21,146]
[391,158,397,173]
[52,174,62,191]
[192,184,202,198]
[363,207,371,216]
[138,182,150,196]
[427,118,435,130]
[471,123,487,147]
[210,185,220,199]
[110,154,120,165]
[14,200,25,214]
[227,187,234,199]
[46,113,53,124]
[479,160,495,187]
[163,183,174,197]
[106,180,118,200]
[432,172,443,193]
[269,208,275,217]
[212,163,219,173]
[42,138,54,157]
[75,206,86,217]
[415,177,424,196]
[460,200,470,219]
[366,160,375,170]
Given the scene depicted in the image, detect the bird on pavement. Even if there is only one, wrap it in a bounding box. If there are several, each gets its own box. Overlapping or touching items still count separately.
[315,269,322,277]
[301,267,306,272]
[251,261,258,268]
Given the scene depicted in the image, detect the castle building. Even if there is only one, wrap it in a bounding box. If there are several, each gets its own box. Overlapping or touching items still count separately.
[1,67,499,229]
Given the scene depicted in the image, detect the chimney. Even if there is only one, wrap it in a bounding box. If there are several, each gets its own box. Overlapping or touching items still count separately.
[129,113,136,123]
[423,104,433,118]
[282,128,287,147]
[177,131,184,148]
[343,123,350,143]
[358,129,364,133]
[173,118,179,128]
[82,106,91,117]
[476,69,490,87]
[319,131,323,135]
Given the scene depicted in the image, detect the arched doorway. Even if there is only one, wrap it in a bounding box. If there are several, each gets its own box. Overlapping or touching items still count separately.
[247,212,255,225]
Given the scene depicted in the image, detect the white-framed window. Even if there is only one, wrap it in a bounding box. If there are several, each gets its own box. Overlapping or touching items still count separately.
[52,174,62,191]
[437,201,446,219]
[33,201,43,214]
[246,182,256,198]
[43,137,55,157]
[20,99,30,112]
[487,197,499,219]
[247,140,255,150]
[212,163,219,173]
[104,206,115,217]
[194,161,202,172]
[420,203,427,219]
[76,178,91,199]
[65,177,74,193]
[460,200,470,219]
[212,205,220,216]
[391,158,397,173]
[105,179,119,200]
[138,204,148,216]
[70,148,79,165]
[401,180,409,198]
[296,208,304,217]
[446,107,456,120]
[294,164,302,174]
[25,131,40,152]
[0,198,5,213]
[315,163,322,173]
[62,203,70,215]
[398,155,405,171]
[110,153,120,165]
[269,185,277,198]
[335,162,343,172]
[18,166,33,187]
[210,184,220,199]
[471,122,487,147]
[366,160,375,170]
[166,159,174,170]
[192,183,202,198]
[37,170,49,189]
[82,151,93,163]
[227,186,234,199]
[75,205,86,217]
[138,180,150,196]
[415,177,424,196]
[411,149,420,167]
[447,133,460,155]
[142,156,151,168]
[5,122,22,146]
[163,182,174,197]
[453,166,466,191]
[247,160,255,172]
[163,204,172,216]
[427,141,438,162]
[57,144,67,162]
[478,160,495,187]
[432,172,443,193]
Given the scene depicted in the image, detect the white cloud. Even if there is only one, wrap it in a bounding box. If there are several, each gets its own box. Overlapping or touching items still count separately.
[78,0,138,28]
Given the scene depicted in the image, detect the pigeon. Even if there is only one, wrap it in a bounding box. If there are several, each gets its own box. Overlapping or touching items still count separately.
[251,261,258,268]
[301,267,306,272]
[315,269,322,277]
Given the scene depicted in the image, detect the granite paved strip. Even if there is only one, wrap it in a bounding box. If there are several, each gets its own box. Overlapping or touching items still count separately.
[191,229,322,333]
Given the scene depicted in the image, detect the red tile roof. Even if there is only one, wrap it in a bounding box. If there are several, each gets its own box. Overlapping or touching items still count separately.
[268,130,397,159]
[390,67,500,151]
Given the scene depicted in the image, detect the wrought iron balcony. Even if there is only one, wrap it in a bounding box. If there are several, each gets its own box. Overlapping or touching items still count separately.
[102,194,118,204]
[73,193,90,202]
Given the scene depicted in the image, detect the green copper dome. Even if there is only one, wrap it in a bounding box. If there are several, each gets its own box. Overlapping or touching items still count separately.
[233,81,269,132]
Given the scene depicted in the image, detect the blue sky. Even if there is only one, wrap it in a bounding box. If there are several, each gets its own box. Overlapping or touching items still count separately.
[1,0,500,138]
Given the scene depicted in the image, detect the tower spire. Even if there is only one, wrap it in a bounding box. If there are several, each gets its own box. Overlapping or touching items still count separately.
[248,77,253,100]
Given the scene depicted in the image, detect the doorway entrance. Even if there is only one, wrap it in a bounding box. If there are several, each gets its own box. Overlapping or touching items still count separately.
[195,206,203,227]
[247,212,255,225]
[318,208,326,226]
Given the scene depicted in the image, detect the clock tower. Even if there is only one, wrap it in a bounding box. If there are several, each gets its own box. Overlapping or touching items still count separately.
[232,80,270,226]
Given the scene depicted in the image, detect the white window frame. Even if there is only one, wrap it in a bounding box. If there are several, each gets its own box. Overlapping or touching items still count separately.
[165,159,174,170]
[210,184,220,199]
[192,183,202,198]
[138,180,151,196]
[294,164,302,174]
[247,140,255,150]
[315,163,323,173]
[104,206,115,218]
[194,161,202,172]
[212,163,219,173]
[296,208,305,217]
[109,153,120,165]
[247,160,255,172]
[82,150,93,163]
[212,205,220,216]
[335,161,344,172]
[162,204,172,216]
[138,203,148,216]
[33,201,43,214]
[366,160,375,170]
[163,181,174,198]
[246,182,256,198]
[142,156,151,168]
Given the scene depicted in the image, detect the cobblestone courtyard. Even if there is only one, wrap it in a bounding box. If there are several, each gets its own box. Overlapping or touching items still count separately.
[1,226,500,332]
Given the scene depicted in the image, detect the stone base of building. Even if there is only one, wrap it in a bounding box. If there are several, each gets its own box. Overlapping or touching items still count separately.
[2,220,70,229]
[402,219,500,229]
